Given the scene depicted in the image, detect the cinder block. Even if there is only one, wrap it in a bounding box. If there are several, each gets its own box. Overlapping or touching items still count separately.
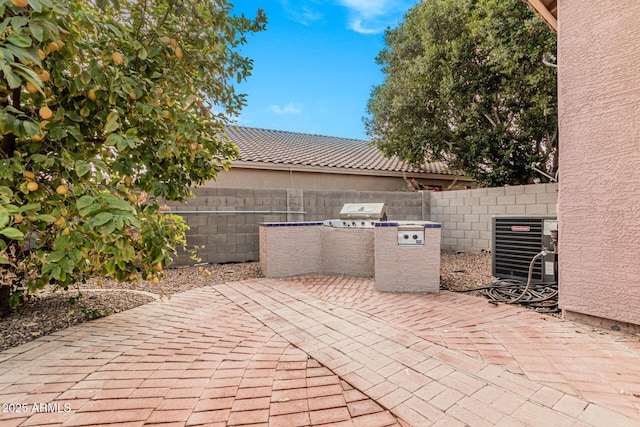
[188,235,208,245]
[217,188,240,197]
[217,224,237,235]
[464,230,480,240]
[443,206,457,214]
[547,203,557,214]
[435,197,450,207]
[450,214,464,223]
[536,191,558,204]
[196,224,218,235]
[480,231,492,241]
[524,183,557,194]
[496,195,516,205]
[443,237,458,246]
[480,195,497,206]
[193,187,218,197]
[458,238,472,248]
[451,229,465,238]
[207,234,226,244]
[464,213,480,223]
[472,205,488,214]
[504,185,526,195]
[472,222,488,231]
[488,205,506,214]
[472,239,490,250]
[479,214,492,224]
[184,215,208,227]
[450,197,464,207]
[457,205,472,214]
[457,222,472,231]
[219,243,237,253]
[486,187,506,197]
[515,193,537,205]
[465,196,480,206]
[226,234,246,245]
[505,204,526,214]
[227,215,247,225]
[525,204,549,214]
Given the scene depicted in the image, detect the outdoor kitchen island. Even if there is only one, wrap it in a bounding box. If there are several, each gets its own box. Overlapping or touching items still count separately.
[259,203,441,293]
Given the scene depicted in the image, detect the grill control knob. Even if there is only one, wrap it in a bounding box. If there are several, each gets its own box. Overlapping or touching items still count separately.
[413,234,418,240]
[403,234,409,239]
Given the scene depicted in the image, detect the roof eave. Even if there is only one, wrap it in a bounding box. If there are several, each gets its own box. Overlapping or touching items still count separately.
[230,160,473,182]
[523,0,558,33]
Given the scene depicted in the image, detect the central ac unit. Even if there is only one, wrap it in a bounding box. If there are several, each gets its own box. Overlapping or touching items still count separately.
[492,215,558,283]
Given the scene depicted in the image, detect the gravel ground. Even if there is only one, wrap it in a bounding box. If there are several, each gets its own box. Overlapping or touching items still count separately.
[0,251,492,352]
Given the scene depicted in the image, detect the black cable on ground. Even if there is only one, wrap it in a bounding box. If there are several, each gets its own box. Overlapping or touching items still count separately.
[452,279,560,314]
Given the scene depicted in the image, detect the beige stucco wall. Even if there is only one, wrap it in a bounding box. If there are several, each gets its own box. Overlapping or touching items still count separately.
[374,226,441,293]
[210,167,464,192]
[558,0,640,325]
[259,225,321,277]
[320,228,375,277]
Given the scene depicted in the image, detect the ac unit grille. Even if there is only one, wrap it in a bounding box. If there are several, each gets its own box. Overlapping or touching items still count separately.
[492,216,556,283]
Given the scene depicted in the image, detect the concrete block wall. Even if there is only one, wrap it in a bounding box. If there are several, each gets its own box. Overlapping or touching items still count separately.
[430,183,558,252]
[168,183,557,264]
[302,190,428,222]
[165,187,289,265]
[167,188,429,265]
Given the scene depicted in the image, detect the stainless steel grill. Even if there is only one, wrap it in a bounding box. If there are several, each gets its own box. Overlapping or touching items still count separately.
[323,203,387,228]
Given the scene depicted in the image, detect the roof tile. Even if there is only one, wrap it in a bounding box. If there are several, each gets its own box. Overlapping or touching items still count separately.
[225,126,453,175]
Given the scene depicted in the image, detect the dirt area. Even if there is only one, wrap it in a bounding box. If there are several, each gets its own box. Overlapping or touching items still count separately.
[0,251,493,352]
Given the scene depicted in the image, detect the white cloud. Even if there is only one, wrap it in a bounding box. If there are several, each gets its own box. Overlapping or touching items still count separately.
[280,0,323,26]
[267,102,303,115]
[335,0,412,34]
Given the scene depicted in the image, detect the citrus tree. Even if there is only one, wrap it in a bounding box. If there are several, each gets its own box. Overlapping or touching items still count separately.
[0,0,266,314]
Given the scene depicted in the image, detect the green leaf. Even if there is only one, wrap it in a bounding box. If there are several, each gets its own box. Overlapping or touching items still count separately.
[35,214,56,222]
[90,212,113,227]
[47,250,66,263]
[60,258,75,273]
[105,133,124,147]
[76,195,95,210]
[0,210,8,228]
[0,227,24,240]
[0,255,10,264]
[1,64,21,89]
[68,249,82,263]
[104,120,120,134]
[6,34,32,48]
[29,22,45,42]
[51,265,62,280]
[19,203,41,213]
[23,120,41,137]
[75,160,91,177]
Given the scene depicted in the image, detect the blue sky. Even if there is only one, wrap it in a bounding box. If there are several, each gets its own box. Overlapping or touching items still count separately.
[230,0,416,140]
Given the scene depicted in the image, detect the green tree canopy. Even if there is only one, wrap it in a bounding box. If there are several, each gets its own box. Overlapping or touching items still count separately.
[365,0,557,187]
[0,0,266,314]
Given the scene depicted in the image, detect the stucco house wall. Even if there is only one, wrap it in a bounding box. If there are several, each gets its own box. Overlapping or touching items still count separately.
[210,167,457,192]
[557,0,640,326]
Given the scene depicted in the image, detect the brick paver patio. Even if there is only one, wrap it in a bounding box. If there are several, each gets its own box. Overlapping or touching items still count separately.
[1,276,639,426]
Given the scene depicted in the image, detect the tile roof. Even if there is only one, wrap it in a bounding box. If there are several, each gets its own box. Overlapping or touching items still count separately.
[225,126,453,176]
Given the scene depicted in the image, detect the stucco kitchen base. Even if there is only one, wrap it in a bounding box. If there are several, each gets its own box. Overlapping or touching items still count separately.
[259,221,441,293]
